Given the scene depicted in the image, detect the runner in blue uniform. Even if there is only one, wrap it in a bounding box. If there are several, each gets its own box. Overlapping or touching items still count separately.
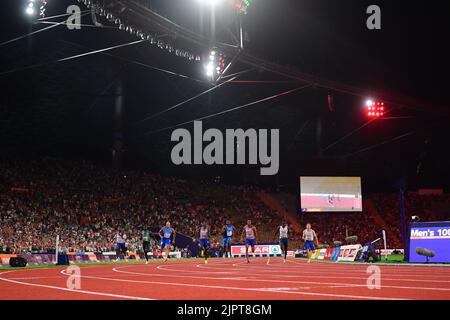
[222,220,235,258]
[159,221,176,262]
[303,223,318,263]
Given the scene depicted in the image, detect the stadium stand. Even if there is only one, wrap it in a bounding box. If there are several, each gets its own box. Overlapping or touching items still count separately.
[0,155,288,254]
[371,192,449,248]
[1,155,448,255]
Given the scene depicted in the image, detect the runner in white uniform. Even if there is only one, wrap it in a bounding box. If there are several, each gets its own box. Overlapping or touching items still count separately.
[274,222,289,263]
[115,229,127,261]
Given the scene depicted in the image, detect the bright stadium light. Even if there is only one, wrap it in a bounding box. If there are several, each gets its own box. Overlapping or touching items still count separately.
[205,48,217,78]
[197,0,222,6]
[206,61,214,76]
[26,6,35,16]
[366,100,386,118]
[365,99,374,107]
[204,48,226,80]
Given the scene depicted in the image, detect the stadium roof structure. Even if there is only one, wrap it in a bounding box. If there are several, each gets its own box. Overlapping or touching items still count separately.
[0,0,449,190]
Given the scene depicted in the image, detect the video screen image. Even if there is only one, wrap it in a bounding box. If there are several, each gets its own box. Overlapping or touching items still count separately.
[300,177,362,212]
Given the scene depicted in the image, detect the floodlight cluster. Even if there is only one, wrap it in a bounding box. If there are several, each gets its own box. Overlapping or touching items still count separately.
[205,49,226,79]
[26,0,47,17]
[366,100,385,117]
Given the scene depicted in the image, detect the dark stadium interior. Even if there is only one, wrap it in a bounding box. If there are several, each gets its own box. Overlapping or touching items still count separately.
[1,0,449,189]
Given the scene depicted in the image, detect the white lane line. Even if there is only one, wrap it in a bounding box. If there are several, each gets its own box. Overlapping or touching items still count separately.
[114,265,450,293]
[268,273,450,284]
[198,258,450,273]
[153,262,450,284]
[230,264,450,277]
[285,259,450,274]
[292,259,450,268]
[71,267,405,300]
[258,287,312,291]
[0,273,152,300]
[189,258,450,279]
[7,276,67,280]
[158,264,239,274]
[196,261,450,281]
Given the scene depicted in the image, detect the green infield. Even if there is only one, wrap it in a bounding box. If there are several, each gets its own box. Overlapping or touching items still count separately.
[377,254,405,263]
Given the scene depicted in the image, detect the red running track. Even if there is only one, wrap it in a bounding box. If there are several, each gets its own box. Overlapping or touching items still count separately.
[1,258,450,300]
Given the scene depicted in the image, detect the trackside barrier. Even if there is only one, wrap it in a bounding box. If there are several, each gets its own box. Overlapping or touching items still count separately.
[303,246,405,262]
[231,244,287,257]
[307,245,362,262]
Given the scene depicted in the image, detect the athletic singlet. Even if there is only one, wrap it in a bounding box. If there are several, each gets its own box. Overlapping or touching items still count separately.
[199,226,208,239]
[116,233,126,244]
[303,229,315,241]
[245,225,255,239]
[163,227,173,239]
[279,226,288,239]
[142,230,150,241]
[225,225,233,237]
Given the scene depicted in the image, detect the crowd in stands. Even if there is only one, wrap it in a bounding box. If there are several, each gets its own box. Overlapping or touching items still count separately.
[302,212,381,247]
[371,192,449,248]
[1,155,448,256]
[0,155,288,254]
[273,193,382,247]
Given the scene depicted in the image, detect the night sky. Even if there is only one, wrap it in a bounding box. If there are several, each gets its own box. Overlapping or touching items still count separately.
[0,0,449,191]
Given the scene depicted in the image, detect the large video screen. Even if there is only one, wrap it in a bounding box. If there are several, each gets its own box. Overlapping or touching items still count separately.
[300,177,362,212]
[408,221,450,263]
